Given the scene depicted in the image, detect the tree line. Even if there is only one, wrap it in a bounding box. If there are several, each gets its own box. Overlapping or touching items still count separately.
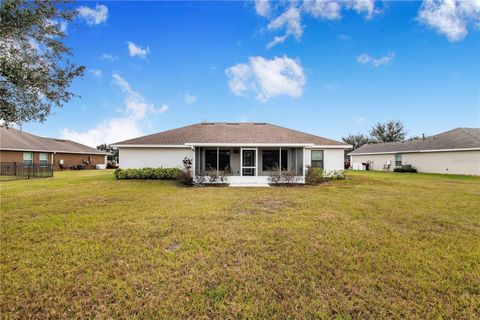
[342,120,408,152]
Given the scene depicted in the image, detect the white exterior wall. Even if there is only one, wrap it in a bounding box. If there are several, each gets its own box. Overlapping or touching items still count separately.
[351,150,480,175]
[304,148,345,171]
[118,147,192,169]
[402,151,480,175]
[351,154,396,171]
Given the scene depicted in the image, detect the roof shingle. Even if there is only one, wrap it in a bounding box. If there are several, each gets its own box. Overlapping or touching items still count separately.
[113,122,348,146]
[0,128,107,154]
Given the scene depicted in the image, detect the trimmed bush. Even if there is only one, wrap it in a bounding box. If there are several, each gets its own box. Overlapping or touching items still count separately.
[114,168,180,180]
[323,170,345,180]
[306,166,323,184]
[394,167,417,173]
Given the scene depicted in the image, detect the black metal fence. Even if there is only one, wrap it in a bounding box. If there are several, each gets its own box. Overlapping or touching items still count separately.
[0,162,54,181]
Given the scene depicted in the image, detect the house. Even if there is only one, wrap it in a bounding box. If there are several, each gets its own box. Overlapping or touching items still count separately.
[0,127,107,170]
[349,128,480,175]
[112,122,351,185]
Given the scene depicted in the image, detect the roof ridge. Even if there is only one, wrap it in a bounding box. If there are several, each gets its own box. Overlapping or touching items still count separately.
[267,123,347,145]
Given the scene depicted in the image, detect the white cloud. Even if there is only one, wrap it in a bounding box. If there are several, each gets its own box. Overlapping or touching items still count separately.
[303,0,342,20]
[259,1,382,48]
[355,116,366,123]
[77,4,108,25]
[357,52,395,67]
[226,56,306,102]
[184,93,197,104]
[100,53,118,61]
[267,7,303,48]
[418,0,480,41]
[127,42,150,59]
[61,75,165,146]
[89,69,102,77]
[255,0,270,17]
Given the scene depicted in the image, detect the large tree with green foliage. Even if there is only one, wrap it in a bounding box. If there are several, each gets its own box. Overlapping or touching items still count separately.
[369,120,406,143]
[0,0,84,127]
[342,133,371,150]
[97,144,119,163]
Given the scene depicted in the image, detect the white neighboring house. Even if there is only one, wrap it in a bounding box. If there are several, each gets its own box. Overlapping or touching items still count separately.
[112,122,351,185]
[349,128,480,176]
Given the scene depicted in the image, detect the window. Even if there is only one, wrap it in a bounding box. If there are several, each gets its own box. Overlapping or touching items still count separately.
[311,150,324,169]
[23,152,33,167]
[262,150,288,171]
[395,154,402,166]
[204,149,231,171]
[39,153,48,167]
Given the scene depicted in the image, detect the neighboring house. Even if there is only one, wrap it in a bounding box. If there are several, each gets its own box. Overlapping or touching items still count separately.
[349,128,480,175]
[0,127,107,170]
[112,122,351,185]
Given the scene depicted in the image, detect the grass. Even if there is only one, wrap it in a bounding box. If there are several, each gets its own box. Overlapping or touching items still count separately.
[1,170,479,319]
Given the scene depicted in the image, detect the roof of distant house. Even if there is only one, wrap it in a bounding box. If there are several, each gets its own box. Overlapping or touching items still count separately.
[349,128,480,155]
[113,122,349,146]
[0,127,107,155]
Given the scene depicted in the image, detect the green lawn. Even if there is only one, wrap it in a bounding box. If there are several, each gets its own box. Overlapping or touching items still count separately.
[1,170,479,319]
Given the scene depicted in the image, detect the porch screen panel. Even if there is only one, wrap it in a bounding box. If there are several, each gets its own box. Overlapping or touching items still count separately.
[205,150,217,170]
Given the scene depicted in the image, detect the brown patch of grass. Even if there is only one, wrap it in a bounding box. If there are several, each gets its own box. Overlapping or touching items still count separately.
[1,170,479,319]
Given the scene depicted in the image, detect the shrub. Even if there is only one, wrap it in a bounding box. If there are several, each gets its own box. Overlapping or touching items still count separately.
[114,168,180,180]
[177,170,194,186]
[323,170,345,180]
[306,166,323,184]
[394,166,417,173]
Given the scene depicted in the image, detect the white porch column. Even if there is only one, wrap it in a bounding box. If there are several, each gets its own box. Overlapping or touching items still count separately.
[255,147,258,176]
[302,147,306,178]
[240,147,243,176]
[216,146,219,176]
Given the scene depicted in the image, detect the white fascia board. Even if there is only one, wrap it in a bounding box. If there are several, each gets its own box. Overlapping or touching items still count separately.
[185,143,315,147]
[349,147,480,156]
[112,144,189,148]
[0,148,107,155]
[306,145,352,149]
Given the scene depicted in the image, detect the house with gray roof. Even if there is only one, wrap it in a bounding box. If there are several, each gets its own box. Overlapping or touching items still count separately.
[0,127,107,170]
[113,122,351,186]
[349,128,480,175]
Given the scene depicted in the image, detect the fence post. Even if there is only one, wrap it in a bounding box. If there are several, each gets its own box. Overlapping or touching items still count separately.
[28,164,30,179]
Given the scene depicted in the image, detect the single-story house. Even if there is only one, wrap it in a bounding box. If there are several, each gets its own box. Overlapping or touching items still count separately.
[349,128,480,175]
[113,122,351,185]
[0,127,107,170]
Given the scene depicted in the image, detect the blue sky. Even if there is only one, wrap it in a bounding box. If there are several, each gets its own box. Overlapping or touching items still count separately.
[22,1,479,146]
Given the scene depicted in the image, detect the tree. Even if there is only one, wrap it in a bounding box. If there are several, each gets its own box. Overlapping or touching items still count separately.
[369,120,406,143]
[0,0,85,127]
[342,133,371,150]
[97,144,119,162]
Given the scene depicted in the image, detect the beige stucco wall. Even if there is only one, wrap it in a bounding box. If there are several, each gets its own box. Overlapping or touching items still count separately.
[351,150,480,175]
[118,147,192,169]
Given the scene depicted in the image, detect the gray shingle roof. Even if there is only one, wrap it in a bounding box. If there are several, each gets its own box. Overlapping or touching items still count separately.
[349,128,480,155]
[113,122,348,146]
[0,127,107,155]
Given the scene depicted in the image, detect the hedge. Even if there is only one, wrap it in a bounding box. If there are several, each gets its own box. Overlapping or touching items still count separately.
[114,168,181,180]
[394,167,417,173]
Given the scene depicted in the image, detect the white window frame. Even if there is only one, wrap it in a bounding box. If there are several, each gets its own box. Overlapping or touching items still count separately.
[23,152,33,166]
[39,153,49,167]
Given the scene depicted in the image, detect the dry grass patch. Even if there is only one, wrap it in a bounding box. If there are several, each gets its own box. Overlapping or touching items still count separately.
[1,170,479,319]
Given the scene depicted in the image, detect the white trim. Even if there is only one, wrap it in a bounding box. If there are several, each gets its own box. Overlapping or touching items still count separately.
[349,147,480,156]
[0,148,106,155]
[306,145,352,149]
[187,143,315,147]
[112,143,351,149]
[112,144,188,148]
